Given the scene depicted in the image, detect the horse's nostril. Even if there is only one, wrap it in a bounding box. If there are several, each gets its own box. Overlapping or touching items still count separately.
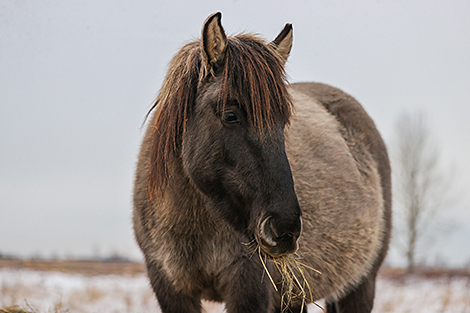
[269,218,280,238]
[260,216,301,249]
[277,233,296,243]
[259,217,300,257]
[260,217,277,247]
[269,216,301,240]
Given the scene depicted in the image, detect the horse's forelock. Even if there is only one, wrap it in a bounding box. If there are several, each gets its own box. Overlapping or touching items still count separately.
[220,35,293,129]
[147,35,292,198]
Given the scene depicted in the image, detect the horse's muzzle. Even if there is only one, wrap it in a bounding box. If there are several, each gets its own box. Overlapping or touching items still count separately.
[258,216,301,258]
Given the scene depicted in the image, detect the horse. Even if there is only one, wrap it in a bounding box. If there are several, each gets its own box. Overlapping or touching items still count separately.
[133,12,391,313]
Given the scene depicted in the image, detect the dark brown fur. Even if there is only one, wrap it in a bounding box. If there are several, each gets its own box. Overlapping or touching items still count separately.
[133,13,391,313]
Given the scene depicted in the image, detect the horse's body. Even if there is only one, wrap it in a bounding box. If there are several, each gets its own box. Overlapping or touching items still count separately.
[133,13,391,313]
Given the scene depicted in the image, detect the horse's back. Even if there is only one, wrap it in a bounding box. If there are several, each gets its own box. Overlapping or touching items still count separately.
[291,82,391,193]
[286,82,391,301]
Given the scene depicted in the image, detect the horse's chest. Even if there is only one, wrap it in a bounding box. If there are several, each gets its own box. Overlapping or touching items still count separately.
[163,253,206,293]
[159,233,240,295]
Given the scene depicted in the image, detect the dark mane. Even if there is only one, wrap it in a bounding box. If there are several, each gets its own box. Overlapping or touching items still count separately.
[147,34,293,197]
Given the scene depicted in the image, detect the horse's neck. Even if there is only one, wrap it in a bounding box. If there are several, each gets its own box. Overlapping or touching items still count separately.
[161,158,215,236]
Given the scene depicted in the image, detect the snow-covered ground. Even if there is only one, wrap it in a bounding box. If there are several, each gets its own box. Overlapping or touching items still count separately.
[374,275,469,313]
[1,268,469,312]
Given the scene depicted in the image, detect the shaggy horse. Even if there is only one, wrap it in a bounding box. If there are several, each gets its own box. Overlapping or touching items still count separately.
[133,12,391,313]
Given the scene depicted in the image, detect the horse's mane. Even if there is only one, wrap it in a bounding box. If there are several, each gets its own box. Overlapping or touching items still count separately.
[147,34,293,197]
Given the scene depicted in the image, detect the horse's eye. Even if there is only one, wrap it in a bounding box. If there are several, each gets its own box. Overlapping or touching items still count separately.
[222,111,240,124]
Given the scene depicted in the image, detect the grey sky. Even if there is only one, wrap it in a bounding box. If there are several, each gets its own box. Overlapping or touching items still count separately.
[1,1,469,265]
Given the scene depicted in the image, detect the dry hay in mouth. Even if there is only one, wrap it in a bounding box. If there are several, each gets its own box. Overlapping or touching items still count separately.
[257,246,324,312]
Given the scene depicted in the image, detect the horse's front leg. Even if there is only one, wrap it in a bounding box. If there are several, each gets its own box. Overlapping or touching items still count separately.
[221,256,274,313]
[326,268,377,313]
[146,260,202,313]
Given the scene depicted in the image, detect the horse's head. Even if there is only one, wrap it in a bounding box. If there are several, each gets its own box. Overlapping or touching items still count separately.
[150,13,301,258]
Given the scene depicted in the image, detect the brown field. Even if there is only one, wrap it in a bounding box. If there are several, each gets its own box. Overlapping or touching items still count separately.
[0,257,145,276]
[378,265,470,280]
[2,256,469,279]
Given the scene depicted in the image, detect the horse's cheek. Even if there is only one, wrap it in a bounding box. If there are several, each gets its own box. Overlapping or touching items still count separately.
[183,152,219,197]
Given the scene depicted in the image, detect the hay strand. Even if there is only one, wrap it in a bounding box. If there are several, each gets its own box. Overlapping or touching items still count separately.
[257,246,325,312]
[258,247,278,292]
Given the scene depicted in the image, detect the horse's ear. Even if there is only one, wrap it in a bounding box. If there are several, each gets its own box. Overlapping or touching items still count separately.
[201,12,227,72]
[271,23,293,65]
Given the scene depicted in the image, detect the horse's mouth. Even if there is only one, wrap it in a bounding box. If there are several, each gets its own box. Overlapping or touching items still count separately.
[257,235,299,259]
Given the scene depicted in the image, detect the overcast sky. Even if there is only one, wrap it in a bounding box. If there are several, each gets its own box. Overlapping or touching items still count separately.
[1,1,469,266]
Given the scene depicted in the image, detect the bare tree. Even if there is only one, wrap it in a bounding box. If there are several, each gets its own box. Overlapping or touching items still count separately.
[392,112,456,273]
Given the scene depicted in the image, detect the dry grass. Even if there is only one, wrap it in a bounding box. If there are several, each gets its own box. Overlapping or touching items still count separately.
[68,287,105,304]
[0,305,68,313]
[1,282,36,306]
[0,306,32,313]
[0,258,144,276]
[378,266,470,280]
[257,247,324,312]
